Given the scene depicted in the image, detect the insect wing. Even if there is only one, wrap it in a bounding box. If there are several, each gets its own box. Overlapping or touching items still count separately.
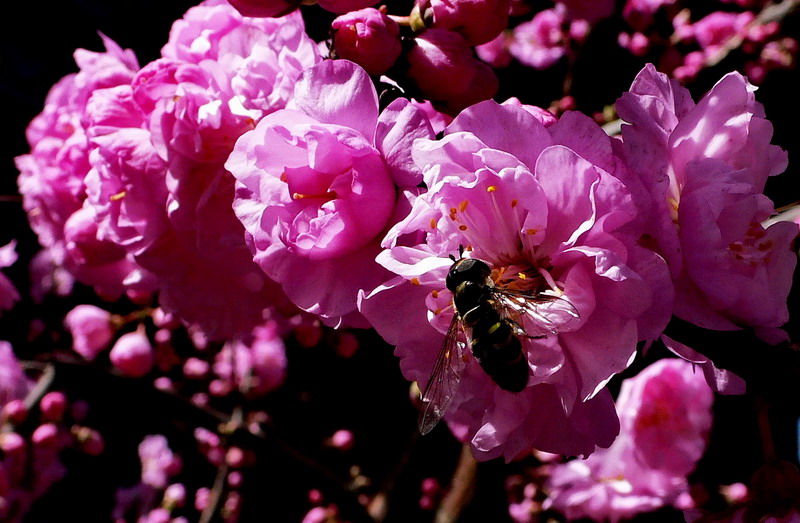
[418,315,467,435]
[493,289,579,338]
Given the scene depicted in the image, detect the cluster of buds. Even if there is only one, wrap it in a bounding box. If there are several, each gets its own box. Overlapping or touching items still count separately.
[0,342,103,521]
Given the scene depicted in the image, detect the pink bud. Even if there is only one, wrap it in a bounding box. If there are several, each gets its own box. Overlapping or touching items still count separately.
[226,446,246,468]
[308,489,324,504]
[421,477,440,495]
[32,423,60,448]
[195,487,210,511]
[73,426,105,456]
[408,29,499,116]
[413,0,511,46]
[153,376,174,391]
[164,483,187,508]
[2,399,28,425]
[152,308,180,330]
[335,331,359,358]
[110,331,154,378]
[40,391,67,422]
[228,471,244,488]
[332,9,402,76]
[209,379,233,397]
[183,357,210,379]
[330,429,354,450]
[0,432,26,454]
[64,304,114,360]
[226,0,300,18]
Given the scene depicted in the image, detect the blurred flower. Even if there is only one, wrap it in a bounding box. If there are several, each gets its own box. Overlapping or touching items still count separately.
[0,241,19,314]
[509,6,568,70]
[64,304,115,360]
[544,358,714,521]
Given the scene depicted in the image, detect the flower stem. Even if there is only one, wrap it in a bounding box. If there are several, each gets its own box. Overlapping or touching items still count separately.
[435,444,477,523]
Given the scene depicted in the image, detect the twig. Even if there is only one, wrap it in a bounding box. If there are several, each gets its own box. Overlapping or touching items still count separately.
[435,444,477,523]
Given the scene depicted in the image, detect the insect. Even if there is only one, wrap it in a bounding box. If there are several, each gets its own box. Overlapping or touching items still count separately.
[418,254,579,435]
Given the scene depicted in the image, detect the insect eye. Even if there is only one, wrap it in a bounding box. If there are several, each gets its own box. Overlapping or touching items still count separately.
[446,259,491,291]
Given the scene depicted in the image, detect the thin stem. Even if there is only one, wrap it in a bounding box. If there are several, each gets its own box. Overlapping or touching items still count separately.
[435,444,477,523]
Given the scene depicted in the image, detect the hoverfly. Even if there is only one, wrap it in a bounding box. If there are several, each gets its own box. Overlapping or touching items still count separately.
[418,253,579,435]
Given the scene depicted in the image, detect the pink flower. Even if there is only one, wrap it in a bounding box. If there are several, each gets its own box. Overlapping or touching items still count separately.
[82,2,320,339]
[0,241,20,314]
[544,358,714,522]
[412,0,511,46]
[616,64,795,333]
[509,6,568,70]
[213,321,288,397]
[64,304,115,360]
[331,8,402,75]
[407,29,499,116]
[691,11,755,57]
[139,435,181,489]
[110,331,154,377]
[361,101,672,460]
[0,341,33,408]
[228,60,434,327]
[14,36,143,297]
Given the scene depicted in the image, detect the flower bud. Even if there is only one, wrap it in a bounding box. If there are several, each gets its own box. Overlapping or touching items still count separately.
[164,483,187,509]
[110,330,154,378]
[332,8,402,76]
[226,0,300,18]
[32,423,61,448]
[40,391,67,422]
[412,0,511,46]
[407,29,498,115]
[330,429,354,450]
[73,426,105,455]
[0,432,26,455]
[2,399,28,425]
[64,304,115,360]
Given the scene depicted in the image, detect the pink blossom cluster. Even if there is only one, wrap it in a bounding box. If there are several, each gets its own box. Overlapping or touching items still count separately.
[617,0,797,83]
[14,0,797,494]
[543,358,714,521]
[1,342,104,521]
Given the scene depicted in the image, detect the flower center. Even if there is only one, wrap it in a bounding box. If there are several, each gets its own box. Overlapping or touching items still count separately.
[727,222,774,267]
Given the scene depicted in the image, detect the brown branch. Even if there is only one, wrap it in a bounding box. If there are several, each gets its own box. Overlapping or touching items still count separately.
[435,444,477,523]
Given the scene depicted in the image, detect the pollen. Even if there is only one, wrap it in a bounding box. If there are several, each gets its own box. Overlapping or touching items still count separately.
[458,200,469,212]
[434,308,442,315]
[511,199,518,208]
[486,185,497,192]
[109,191,127,202]
[465,245,473,251]
[518,272,527,279]
[459,225,468,231]
[449,207,458,220]
[432,290,439,298]
[525,228,538,235]
[430,217,438,229]
[280,172,288,182]
[410,277,421,286]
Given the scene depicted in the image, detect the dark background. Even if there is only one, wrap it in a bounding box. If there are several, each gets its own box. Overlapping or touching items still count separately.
[1,1,799,522]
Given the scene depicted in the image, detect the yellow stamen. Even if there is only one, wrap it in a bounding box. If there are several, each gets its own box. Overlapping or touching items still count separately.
[430,218,438,229]
[458,200,468,212]
[486,185,497,192]
[410,277,420,286]
[110,191,127,202]
[292,190,337,201]
[511,199,518,208]
[432,290,439,298]
[459,225,468,231]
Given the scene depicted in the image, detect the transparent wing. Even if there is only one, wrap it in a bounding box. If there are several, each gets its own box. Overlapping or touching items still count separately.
[418,315,467,435]
[493,288,579,339]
